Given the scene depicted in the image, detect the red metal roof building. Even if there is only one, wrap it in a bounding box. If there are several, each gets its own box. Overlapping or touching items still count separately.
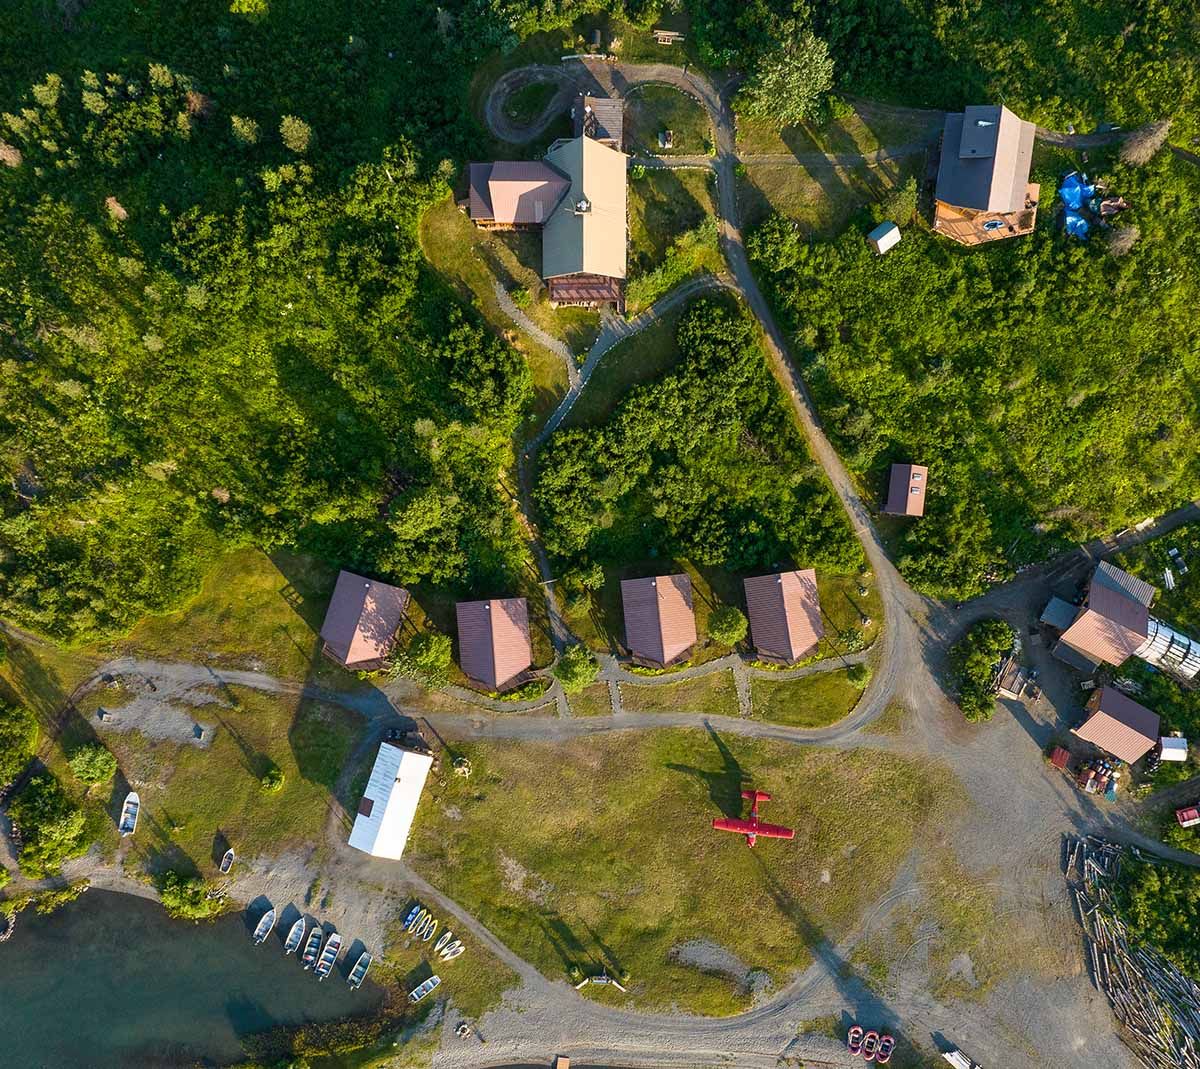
[1071,686,1160,765]
[882,463,928,516]
[1058,562,1153,668]
[467,161,570,227]
[621,574,697,668]
[455,597,532,692]
[743,569,824,665]
[319,570,410,671]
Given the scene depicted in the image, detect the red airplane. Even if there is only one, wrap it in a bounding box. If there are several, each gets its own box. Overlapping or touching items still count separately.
[711,789,795,847]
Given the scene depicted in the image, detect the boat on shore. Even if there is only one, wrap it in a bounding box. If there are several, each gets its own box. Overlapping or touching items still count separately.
[283,918,305,955]
[408,975,441,1003]
[315,931,342,981]
[219,848,235,874]
[441,943,464,962]
[406,908,427,934]
[434,930,452,954]
[118,793,140,837]
[252,908,276,946]
[422,918,438,943]
[401,904,420,930]
[301,926,323,970]
[347,951,372,990]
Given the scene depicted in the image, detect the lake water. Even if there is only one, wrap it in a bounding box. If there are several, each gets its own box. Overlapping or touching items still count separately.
[0,889,383,1068]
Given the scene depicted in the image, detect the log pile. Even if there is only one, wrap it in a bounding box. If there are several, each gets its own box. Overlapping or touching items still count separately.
[1066,835,1200,1069]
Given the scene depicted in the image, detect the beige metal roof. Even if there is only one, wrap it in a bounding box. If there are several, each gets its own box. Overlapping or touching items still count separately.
[621,574,696,666]
[1072,686,1159,764]
[456,598,532,690]
[744,570,824,664]
[319,570,410,668]
[1059,607,1146,666]
[936,105,1036,213]
[542,135,627,281]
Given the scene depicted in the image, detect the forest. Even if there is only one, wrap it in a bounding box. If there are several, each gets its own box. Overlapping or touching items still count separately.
[1119,857,1200,981]
[533,297,861,584]
[747,150,1200,598]
[0,1,534,641]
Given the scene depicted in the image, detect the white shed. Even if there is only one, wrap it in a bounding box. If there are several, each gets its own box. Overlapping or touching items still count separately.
[1160,736,1189,762]
[347,743,434,860]
[867,221,901,255]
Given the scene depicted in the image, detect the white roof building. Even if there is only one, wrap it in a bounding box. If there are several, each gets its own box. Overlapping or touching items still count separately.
[347,743,433,860]
[1160,737,1189,762]
[867,220,901,255]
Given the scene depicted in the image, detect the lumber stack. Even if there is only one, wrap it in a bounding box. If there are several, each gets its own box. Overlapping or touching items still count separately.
[1065,835,1200,1069]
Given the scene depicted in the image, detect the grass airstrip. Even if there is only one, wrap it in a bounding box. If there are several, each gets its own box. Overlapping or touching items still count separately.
[405,728,948,1015]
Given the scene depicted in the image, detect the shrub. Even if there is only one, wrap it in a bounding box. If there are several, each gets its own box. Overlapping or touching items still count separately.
[391,631,453,689]
[1107,225,1140,257]
[554,644,600,693]
[67,743,118,785]
[877,176,918,225]
[708,605,748,647]
[230,114,260,145]
[0,699,37,787]
[8,774,90,878]
[158,870,223,921]
[511,285,531,309]
[259,762,284,792]
[736,31,834,127]
[847,662,872,689]
[630,163,647,180]
[949,619,1014,722]
[1120,120,1171,167]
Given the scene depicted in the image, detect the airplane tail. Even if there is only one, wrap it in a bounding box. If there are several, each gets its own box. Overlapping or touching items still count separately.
[741,789,772,802]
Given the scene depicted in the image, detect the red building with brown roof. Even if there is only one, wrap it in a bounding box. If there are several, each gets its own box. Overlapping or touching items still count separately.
[320,570,410,671]
[743,569,824,665]
[1072,686,1159,765]
[620,574,697,668]
[455,597,532,692]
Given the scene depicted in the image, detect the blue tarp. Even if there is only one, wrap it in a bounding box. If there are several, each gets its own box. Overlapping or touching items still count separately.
[1059,171,1095,211]
[1065,211,1090,240]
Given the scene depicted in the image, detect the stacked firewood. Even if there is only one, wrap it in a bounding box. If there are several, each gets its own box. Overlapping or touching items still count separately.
[1066,835,1200,1069]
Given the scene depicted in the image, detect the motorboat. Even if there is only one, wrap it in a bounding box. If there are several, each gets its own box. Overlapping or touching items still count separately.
[283,918,305,955]
[252,907,276,945]
[347,951,372,990]
[408,975,441,1003]
[118,792,140,837]
[219,848,235,874]
[315,931,342,981]
[401,904,421,930]
[434,930,453,954]
[301,926,323,970]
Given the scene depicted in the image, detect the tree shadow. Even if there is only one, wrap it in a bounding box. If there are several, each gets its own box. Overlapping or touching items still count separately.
[665,721,745,819]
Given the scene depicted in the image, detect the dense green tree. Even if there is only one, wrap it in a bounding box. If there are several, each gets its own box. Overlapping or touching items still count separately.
[948,620,1014,723]
[0,699,37,787]
[554,644,600,693]
[392,631,454,689]
[67,743,118,785]
[158,870,223,920]
[1119,859,1200,980]
[708,605,748,646]
[8,774,90,878]
[735,29,834,127]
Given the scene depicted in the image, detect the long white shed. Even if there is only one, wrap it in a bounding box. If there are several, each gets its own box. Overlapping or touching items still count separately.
[348,743,434,860]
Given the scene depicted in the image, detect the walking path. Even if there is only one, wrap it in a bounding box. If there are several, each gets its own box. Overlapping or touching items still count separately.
[493,281,578,388]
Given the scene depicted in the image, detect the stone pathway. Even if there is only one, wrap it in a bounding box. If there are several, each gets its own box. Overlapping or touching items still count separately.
[493,280,579,388]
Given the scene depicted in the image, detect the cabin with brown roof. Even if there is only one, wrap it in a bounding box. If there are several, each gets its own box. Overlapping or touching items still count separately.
[1072,686,1159,765]
[320,570,410,671]
[882,463,927,517]
[455,597,532,692]
[744,569,824,665]
[467,161,571,229]
[1056,561,1154,670]
[621,574,697,668]
[933,105,1039,246]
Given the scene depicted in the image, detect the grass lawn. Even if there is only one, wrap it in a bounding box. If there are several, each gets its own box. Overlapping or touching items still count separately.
[620,670,738,717]
[864,701,911,737]
[815,571,882,658]
[569,683,614,717]
[628,168,718,278]
[68,685,365,879]
[736,107,941,158]
[418,197,573,428]
[749,668,865,728]
[405,728,946,1014]
[737,154,925,235]
[626,85,713,156]
[503,81,559,125]
[99,547,357,687]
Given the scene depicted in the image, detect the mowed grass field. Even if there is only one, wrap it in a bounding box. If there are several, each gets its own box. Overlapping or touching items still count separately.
[620,671,739,717]
[750,668,865,728]
[405,729,945,1015]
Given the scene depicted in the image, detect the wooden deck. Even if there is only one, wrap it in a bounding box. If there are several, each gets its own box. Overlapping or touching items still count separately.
[934,183,1040,245]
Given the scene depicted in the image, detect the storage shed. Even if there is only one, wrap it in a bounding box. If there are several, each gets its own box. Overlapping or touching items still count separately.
[867,221,901,255]
[347,743,434,860]
[882,463,928,517]
[1071,686,1160,765]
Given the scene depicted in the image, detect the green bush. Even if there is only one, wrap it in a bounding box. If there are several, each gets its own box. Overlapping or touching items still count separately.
[624,217,719,312]
[0,700,37,787]
[259,763,285,793]
[391,631,453,689]
[554,644,600,693]
[708,605,748,647]
[847,662,872,689]
[948,620,1014,722]
[630,163,647,180]
[8,774,91,878]
[67,743,118,785]
[876,176,917,226]
[157,870,223,921]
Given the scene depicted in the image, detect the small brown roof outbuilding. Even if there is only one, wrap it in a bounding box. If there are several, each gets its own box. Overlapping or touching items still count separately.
[621,574,697,667]
[744,569,824,664]
[883,463,928,516]
[1072,686,1159,765]
[320,570,410,669]
[456,597,532,691]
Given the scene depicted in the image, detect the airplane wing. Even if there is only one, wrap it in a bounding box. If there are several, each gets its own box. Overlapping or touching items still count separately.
[752,822,795,840]
[712,818,755,834]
